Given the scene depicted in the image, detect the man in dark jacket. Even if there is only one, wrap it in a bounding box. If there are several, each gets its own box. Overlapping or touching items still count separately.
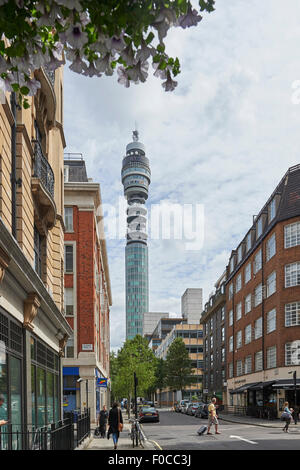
[107,402,123,450]
[99,405,108,438]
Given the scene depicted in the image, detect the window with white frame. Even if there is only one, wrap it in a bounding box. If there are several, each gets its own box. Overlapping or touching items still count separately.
[269,198,276,221]
[244,355,252,374]
[285,342,300,366]
[221,347,225,362]
[254,250,262,274]
[63,165,69,183]
[221,327,225,342]
[205,339,208,350]
[245,324,252,344]
[285,302,300,327]
[229,362,233,378]
[285,262,300,288]
[236,360,243,376]
[229,283,234,300]
[284,222,300,249]
[237,245,243,263]
[236,274,242,293]
[221,306,225,321]
[236,330,242,349]
[210,335,213,349]
[266,233,276,261]
[256,217,263,239]
[255,350,263,371]
[267,271,276,297]
[246,232,252,252]
[267,346,276,369]
[245,294,251,314]
[267,308,276,333]
[245,262,251,284]
[65,337,74,358]
[229,336,233,352]
[230,256,235,273]
[254,284,263,306]
[64,207,73,232]
[254,317,262,339]
[236,302,242,321]
[64,287,74,316]
[229,310,233,326]
[64,244,74,273]
[210,353,213,366]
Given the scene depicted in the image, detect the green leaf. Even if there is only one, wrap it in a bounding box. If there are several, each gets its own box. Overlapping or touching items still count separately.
[145,32,154,45]
[20,86,30,95]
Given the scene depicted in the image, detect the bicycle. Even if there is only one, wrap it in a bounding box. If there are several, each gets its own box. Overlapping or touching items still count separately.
[129,418,145,448]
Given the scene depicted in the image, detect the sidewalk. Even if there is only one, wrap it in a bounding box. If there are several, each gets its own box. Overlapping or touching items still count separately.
[85,411,157,451]
[219,413,300,430]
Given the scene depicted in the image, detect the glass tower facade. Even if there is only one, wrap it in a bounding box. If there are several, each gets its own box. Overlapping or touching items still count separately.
[121,131,151,339]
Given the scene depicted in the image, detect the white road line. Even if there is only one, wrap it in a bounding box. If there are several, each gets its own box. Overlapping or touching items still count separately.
[230,435,258,445]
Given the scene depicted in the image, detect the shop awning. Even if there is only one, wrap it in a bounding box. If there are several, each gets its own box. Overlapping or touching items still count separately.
[272,379,300,389]
[248,381,276,390]
[230,382,260,394]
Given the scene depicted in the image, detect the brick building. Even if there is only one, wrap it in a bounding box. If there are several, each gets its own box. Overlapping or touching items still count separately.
[62,157,112,423]
[200,272,227,404]
[226,165,300,417]
[0,67,73,447]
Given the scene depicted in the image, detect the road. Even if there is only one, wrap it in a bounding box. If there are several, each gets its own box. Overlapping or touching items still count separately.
[141,410,300,450]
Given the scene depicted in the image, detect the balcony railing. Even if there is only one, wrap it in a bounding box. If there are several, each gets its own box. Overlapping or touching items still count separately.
[32,140,54,198]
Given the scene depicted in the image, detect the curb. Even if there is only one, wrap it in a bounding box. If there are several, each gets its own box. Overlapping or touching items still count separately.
[219,415,299,429]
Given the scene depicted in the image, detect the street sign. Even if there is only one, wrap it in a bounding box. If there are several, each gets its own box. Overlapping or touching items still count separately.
[97,378,107,388]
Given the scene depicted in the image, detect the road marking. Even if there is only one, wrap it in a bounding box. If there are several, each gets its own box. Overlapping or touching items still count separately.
[230,435,258,445]
[148,440,163,450]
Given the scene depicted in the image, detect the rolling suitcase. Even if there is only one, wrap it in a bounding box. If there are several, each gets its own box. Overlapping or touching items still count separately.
[197,425,208,435]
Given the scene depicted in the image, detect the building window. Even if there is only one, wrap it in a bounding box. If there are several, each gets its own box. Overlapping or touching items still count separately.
[221,327,225,342]
[221,307,225,321]
[284,222,300,249]
[64,207,73,232]
[254,317,262,339]
[285,302,300,327]
[210,335,213,349]
[236,274,242,293]
[245,294,251,314]
[285,342,300,366]
[255,350,263,371]
[254,284,263,307]
[230,257,235,273]
[269,198,276,221]
[229,310,233,326]
[221,347,225,362]
[237,245,243,263]
[254,250,262,274]
[267,271,276,297]
[236,360,243,377]
[267,346,276,369]
[34,225,43,278]
[245,324,252,344]
[245,262,251,284]
[63,165,69,183]
[65,245,74,273]
[266,233,276,261]
[256,217,263,239]
[246,232,252,252]
[228,283,234,300]
[285,262,300,288]
[267,308,276,333]
[245,355,252,374]
[229,362,233,378]
[65,337,74,358]
[64,288,74,316]
[236,330,242,349]
[210,353,213,366]
[229,336,233,352]
[236,302,242,321]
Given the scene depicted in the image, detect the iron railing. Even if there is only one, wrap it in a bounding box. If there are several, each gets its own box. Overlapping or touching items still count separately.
[220,404,277,420]
[0,411,90,450]
[32,139,55,198]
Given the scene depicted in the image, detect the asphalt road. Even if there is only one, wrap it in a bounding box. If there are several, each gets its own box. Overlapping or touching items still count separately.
[141,410,300,450]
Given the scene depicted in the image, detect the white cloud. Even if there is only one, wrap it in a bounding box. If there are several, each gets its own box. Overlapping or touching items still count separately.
[63,0,300,350]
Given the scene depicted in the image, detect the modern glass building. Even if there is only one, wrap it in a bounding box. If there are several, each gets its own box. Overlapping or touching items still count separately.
[121,131,151,339]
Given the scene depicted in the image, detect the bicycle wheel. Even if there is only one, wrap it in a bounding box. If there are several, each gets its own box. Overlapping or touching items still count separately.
[138,431,144,448]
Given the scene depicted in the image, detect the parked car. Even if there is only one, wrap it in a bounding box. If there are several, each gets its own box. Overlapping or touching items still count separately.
[139,407,159,423]
[186,402,201,416]
[195,404,209,419]
[181,402,192,414]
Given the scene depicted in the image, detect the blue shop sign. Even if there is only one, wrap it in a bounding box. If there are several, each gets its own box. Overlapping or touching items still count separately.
[97,378,107,388]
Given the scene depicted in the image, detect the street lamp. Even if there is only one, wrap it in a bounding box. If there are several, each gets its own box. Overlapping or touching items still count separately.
[77,378,89,411]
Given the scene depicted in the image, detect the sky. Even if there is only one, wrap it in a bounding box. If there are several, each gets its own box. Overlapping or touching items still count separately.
[63,0,300,351]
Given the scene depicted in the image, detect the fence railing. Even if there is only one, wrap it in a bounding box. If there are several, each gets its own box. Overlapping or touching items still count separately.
[0,410,90,450]
[221,405,277,420]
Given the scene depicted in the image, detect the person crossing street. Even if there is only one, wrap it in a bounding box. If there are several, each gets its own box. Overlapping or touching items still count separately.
[207,397,221,435]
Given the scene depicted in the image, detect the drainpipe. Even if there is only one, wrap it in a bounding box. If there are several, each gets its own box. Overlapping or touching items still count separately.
[10,92,17,238]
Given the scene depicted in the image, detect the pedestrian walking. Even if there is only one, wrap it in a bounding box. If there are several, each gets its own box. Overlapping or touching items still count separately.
[281,402,293,433]
[98,405,108,438]
[207,397,221,435]
[0,395,8,427]
[107,402,123,450]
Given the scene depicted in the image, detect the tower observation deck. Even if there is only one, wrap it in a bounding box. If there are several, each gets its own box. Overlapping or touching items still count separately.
[121,130,151,339]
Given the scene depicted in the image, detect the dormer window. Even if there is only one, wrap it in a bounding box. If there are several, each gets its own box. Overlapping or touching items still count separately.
[246,232,252,252]
[256,216,263,239]
[237,245,243,263]
[230,256,235,273]
[269,197,276,222]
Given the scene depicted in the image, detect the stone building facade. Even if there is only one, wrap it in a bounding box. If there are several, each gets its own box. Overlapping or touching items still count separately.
[0,67,72,447]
